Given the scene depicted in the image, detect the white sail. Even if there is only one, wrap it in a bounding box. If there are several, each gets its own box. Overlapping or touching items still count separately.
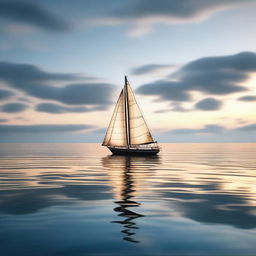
[126,82,154,145]
[102,90,127,146]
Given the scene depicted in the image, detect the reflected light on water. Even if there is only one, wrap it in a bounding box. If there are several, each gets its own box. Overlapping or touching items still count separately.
[0,143,255,255]
[103,155,160,243]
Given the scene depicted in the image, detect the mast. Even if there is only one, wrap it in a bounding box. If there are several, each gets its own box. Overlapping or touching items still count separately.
[124,76,131,147]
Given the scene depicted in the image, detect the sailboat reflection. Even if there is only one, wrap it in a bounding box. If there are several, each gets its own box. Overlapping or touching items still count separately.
[102,155,160,243]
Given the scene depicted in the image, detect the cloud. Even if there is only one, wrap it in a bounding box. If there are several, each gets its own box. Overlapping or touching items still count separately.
[16,97,33,103]
[155,102,191,113]
[0,1,70,32]
[0,118,7,122]
[36,103,107,114]
[0,61,116,107]
[136,52,256,103]
[195,98,222,110]
[155,98,223,113]
[157,123,256,142]
[20,82,114,105]
[238,95,256,101]
[154,109,171,114]
[93,128,106,134]
[1,102,28,113]
[137,80,191,101]
[172,51,256,94]
[0,61,80,82]
[233,123,256,132]
[0,124,93,133]
[99,0,255,36]
[131,64,174,75]
[167,123,256,135]
[0,89,14,100]
[169,124,225,134]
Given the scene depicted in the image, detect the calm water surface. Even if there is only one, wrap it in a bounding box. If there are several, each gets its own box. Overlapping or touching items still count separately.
[0,143,255,256]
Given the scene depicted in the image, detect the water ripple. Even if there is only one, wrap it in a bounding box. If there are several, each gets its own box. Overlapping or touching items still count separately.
[0,143,255,255]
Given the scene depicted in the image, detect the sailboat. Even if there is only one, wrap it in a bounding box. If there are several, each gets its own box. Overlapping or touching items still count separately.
[102,76,160,155]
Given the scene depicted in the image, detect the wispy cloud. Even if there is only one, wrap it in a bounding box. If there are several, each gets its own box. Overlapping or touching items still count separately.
[131,64,175,75]
[96,0,255,36]
[232,123,256,132]
[164,124,256,135]
[1,102,28,113]
[0,124,93,133]
[169,124,225,134]
[238,95,256,101]
[154,102,191,113]
[0,1,70,32]
[36,103,107,114]
[0,89,14,100]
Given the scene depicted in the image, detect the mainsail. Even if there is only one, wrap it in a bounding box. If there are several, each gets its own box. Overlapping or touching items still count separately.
[103,77,155,147]
[125,80,154,145]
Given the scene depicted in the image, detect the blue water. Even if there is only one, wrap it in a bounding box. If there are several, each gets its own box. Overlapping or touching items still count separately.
[0,143,255,256]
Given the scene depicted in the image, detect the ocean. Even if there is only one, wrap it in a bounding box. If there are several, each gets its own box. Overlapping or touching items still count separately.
[0,143,255,256]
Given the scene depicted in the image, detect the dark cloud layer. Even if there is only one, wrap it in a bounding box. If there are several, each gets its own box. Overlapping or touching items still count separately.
[0,61,115,107]
[195,98,222,111]
[233,123,256,132]
[1,102,28,113]
[137,80,191,101]
[0,89,14,100]
[238,95,256,101]
[24,83,114,105]
[0,1,69,32]
[112,0,251,20]
[0,61,79,82]
[0,124,93,133]
[104,0,255,36]
[137,52,256,102]
[36,103,106,114]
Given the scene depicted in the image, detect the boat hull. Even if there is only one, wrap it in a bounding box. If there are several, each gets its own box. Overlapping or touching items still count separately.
[108,146,159,155]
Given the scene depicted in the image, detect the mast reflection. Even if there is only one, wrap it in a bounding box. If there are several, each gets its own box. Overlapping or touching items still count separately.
[102,155,160,243]
[112,158,143,243]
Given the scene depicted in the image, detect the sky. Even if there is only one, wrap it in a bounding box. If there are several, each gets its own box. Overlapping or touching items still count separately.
[0,0,256,143]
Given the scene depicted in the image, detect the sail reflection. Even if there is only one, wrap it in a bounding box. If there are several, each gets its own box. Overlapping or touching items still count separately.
[102,155,160,243]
